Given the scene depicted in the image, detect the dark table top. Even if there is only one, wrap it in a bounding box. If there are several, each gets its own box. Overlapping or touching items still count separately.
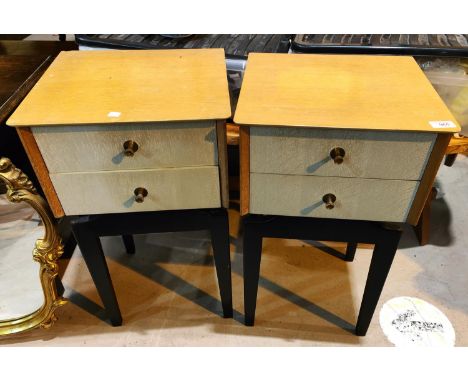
[292,34,468,57]
[0,40,77,122]
[0,55,53,122]
[0,40,76,56]
[0,40,77,195]
[75,34,292,58]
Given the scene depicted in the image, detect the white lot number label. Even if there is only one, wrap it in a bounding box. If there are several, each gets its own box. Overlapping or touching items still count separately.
[429,120,456,128]
[379,296,455,347]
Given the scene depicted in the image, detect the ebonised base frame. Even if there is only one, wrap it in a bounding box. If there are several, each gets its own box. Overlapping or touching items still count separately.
[242,214,402,336]
[69,208,232,326]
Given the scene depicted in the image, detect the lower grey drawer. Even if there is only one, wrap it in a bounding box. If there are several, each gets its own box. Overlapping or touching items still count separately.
[51,166,221,215]
[250,173,418,222]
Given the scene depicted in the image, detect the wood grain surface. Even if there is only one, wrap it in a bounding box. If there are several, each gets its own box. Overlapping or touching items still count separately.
[32,120,218,173]
[0,56,53,120]
[235,53,460,133]
[7,49,231,126]
[406,133,452,225]
[216,120,229,208]
[0,40,76,57]
[250,126,436,180]
[15,126,65,218]
[446,134,468,155]
[50,166,221,215]
[0,55,56,201]
[250,173,418,222]
[239,125,250,215]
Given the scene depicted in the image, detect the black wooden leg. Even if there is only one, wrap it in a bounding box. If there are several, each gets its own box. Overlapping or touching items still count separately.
[62,234,77,260]
[57,217,77,260]
[345,242,357,262]
[444,153,457,167]
[71,219,122,326]
[355,228,402,336]
[209,209,233,318]
[122,234,135,255]
[243,218,263,326]
[55,276,65,297]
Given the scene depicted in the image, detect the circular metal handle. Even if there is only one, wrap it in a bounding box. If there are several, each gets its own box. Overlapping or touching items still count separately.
[134,187,148,203]
[123,140,139,157]
[322,193,336,209]
[330,147,345,164]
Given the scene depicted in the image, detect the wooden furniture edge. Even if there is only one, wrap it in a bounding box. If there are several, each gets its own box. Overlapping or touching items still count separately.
[446,134,468,155]
[216,119,229,208]
[406,133,452,225]
[226,122,240,145]
[15,126,65,218]
[413,186,437,245]
[239,125,250,215]
[0,56,54,122]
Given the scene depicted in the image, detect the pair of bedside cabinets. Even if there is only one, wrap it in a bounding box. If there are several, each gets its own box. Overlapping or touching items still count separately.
[7,49,459,335]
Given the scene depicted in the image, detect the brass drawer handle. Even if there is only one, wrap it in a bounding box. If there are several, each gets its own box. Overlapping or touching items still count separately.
[330,147,345,164]
[322,193,336,209]
[123,140,139,157]
[134,187,148,203]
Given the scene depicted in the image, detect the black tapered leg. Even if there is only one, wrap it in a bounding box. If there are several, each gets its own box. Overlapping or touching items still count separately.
[62,234,77,260]
[209,209,233,318]
[122,234,135,255]
[71,219,122,326]
[345,242,357,262]
[243,219,263,326]
[55,276,65,297]
[355,228,402,336]
[444,153,457,167]
[57,217,77,260]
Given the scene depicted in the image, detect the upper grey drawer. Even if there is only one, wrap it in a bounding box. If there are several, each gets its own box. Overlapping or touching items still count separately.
[32,120,218,173]
[250,127,436,180]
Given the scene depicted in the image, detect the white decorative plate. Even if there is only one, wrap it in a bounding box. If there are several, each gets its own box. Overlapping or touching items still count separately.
[379,296,455,347]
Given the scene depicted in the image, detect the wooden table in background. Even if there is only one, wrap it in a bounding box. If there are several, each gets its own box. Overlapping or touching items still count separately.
[0,40,77,195]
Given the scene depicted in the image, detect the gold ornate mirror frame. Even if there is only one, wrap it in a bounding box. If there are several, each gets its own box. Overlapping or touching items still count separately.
[0,157,66,336]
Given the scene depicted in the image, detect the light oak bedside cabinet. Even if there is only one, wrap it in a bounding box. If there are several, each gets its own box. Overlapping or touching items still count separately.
[234,53,460,335]
[7,49,233,325]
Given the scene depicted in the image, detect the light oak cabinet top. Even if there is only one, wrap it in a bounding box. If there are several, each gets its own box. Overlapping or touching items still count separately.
[235,53,460,133]
[7,49,231,126]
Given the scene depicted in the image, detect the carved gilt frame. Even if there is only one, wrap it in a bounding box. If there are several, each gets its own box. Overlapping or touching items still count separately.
[0,157,66,336]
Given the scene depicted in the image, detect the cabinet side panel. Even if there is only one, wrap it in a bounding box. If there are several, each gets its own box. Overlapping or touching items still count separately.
[239,126,250,215]
[216,120,229,208]
[15,126,65,218]
[406,133,452,225]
